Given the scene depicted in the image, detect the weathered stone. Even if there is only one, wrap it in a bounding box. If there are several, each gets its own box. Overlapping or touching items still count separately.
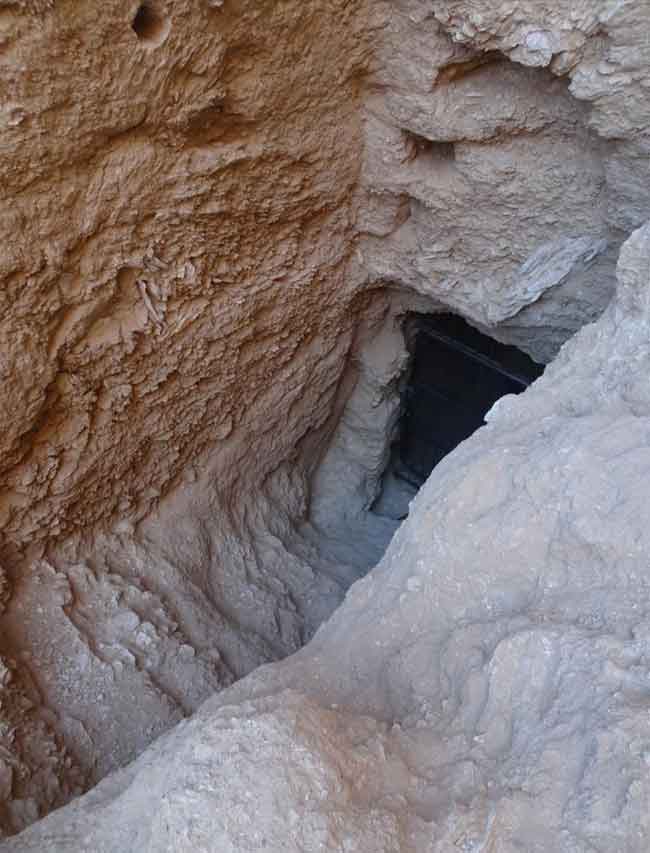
[1,0,650,849]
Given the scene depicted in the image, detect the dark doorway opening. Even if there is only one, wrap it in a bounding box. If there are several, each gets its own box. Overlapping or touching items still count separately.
[374,313,544,518]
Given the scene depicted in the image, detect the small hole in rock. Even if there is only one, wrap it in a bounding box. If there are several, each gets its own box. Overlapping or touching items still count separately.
[131,3,168,46]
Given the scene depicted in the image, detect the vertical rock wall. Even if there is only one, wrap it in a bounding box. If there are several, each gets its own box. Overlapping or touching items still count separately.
[0,0,368,554]
[0,0,372,833]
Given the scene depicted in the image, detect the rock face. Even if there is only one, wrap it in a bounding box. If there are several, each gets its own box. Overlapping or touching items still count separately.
[1,0,650,849]
[0,0,372,832]
[361,0,650,361]
[7,222,650,851]
[0,0,369,552]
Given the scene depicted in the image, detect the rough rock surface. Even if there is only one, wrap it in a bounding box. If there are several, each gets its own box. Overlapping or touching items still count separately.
[0,0,371,831]
[0,0,369,552]
[1,0,650,848]
[362,0,650,362]
[7,222,650,851]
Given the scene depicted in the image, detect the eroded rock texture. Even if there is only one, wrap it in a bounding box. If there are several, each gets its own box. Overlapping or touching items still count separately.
[1,0,650,849]
[8,223,650,852]
[362,0,650,361]
[0,0,372,832]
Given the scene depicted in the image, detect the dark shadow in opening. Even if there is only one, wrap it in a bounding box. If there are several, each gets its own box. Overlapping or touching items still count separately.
[132,3,167,45]
[373,313,544,519]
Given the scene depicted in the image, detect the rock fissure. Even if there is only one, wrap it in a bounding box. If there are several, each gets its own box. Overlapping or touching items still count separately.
[1,0,650,848]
